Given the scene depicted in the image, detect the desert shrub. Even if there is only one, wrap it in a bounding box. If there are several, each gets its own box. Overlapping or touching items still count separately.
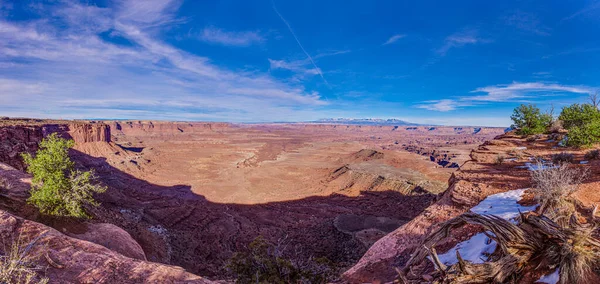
[0,235,49,284]
[494,155,505,165]
[530,163,587,221]
[585,149,600,160]
[21,133,106,218]
[510,104,553,135]
[559,103,600,129]
[227,236,335,284]
[551,152,575,164]
[565,120,600,147]
[558,104,600,147]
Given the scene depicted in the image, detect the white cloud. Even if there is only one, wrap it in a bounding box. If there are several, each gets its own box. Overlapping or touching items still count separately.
[469,82,593,102]
[0,0,329,121]
[416,99,473,112]
[437,29,489,55]
[504,11,551,36]
[199,26,264,47]
[383,34,406,45]
[416,82,595,112]
[269,59,321,76]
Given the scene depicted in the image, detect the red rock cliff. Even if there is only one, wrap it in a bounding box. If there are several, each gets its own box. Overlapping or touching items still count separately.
[68,123,111,143]
[0,123,110,170]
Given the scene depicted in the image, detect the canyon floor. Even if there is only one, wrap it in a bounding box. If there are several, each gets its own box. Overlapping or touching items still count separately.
[0,120,505,282]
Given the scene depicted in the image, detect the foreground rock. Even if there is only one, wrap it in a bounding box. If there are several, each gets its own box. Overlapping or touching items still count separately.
[0,209,212,283]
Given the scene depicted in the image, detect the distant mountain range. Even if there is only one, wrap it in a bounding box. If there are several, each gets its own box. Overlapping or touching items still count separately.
[311,118,421,126]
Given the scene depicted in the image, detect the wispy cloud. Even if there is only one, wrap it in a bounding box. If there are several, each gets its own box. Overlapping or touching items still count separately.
[503,11,551,36]
[437,28,489,56]
[0,0,329,121]
[383,34,406,45]
[269,59,321,76]
[416,99,473,112]
[271,0,328,86]
[416,82,595,112]
[561,1,600,22]
[199,26,264,47]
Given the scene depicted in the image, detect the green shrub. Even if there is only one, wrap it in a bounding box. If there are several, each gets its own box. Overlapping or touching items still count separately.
[510,104,552,135]
[227,236,334,284]
[21,133,105,218]
[565,120,600,147]
[558,103,600,129]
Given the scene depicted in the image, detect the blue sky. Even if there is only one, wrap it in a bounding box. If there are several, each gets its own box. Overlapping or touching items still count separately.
[1,0,599,126]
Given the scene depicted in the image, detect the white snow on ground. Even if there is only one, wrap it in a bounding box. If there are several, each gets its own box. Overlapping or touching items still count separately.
[517,162,557,171]
[536,268,559,284]
[435,189,537,265]
[471,189,537,220]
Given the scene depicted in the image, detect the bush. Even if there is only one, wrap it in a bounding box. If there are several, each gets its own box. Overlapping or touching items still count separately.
[494,155,505,165]
[565,120,600,147]
[551,152,575,164]
[585,149,600,160]
[559,103,600,129]
[510,104,552,135]
[0,235,49,284]
[21,133,106,218]
[530,163,586,220]
[558,104,600,147]
[227,236,335,284]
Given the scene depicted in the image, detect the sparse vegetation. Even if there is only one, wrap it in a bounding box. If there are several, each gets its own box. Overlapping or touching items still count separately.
[0,235,49,284]
[585,149,600,160]
[227,236,335,284]
[494,155,505,165]
[551,152,575,164]
[510,104,553,135]
[21,133,106,218]
[530,162,587,222]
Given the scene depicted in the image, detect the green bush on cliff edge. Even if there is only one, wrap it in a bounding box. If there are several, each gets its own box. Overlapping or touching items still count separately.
[21,133,105,218]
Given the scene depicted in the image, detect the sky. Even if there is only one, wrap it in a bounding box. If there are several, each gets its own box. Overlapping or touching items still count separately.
[0,0,599,126]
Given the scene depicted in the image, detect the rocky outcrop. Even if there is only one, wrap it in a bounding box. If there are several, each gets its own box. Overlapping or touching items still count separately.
[68,123,111,143]
[0,209,213,283]
[68,223,147,261]
[342,134,532,283]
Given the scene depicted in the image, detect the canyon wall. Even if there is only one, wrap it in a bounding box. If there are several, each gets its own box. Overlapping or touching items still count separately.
[0,123,110,170]
[110,121,231,137]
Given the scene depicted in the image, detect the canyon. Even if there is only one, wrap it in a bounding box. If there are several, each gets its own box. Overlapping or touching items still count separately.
[0,119,512,282]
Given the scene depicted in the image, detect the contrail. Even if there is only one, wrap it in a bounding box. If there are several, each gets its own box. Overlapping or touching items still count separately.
[271,0,330,87]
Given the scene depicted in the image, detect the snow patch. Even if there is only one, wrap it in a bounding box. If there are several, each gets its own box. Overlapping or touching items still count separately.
[471,189,537,220]
[435,189,537,265]
[536,268,559,284]
[517,162,557,171]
